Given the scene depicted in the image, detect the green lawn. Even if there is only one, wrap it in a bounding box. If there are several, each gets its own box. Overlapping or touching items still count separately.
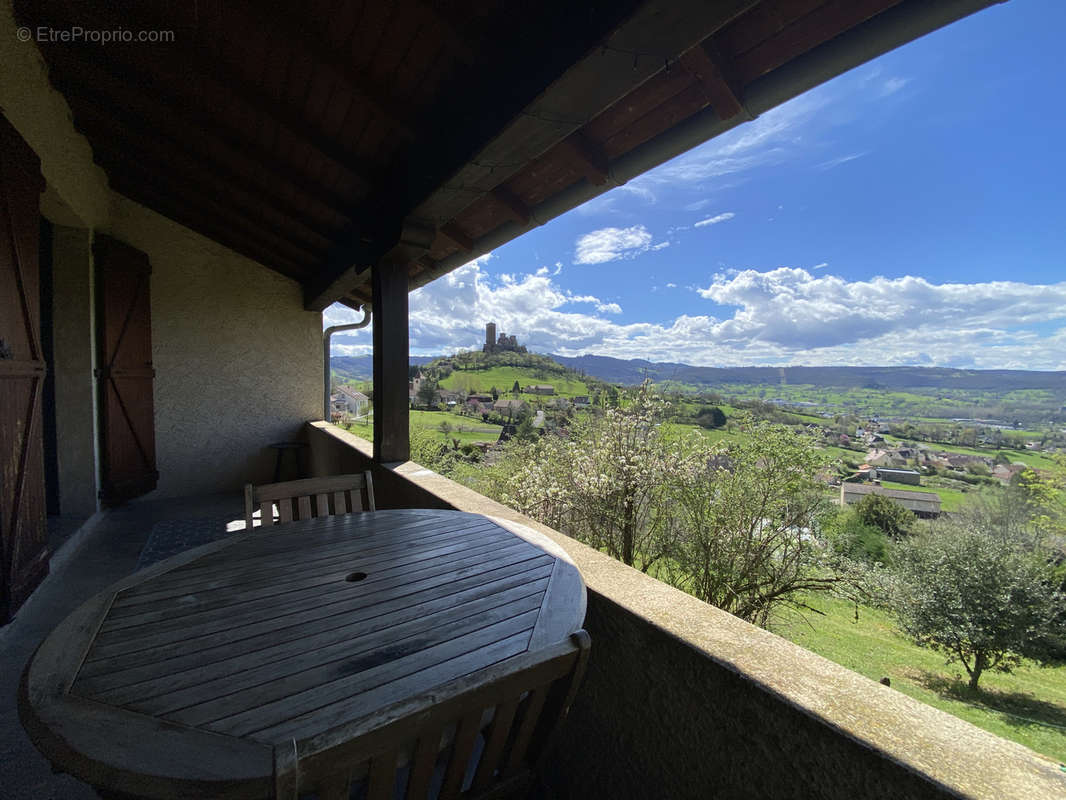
[342,410,502,445]
[773,593,1066,765]
[439,366,590,397]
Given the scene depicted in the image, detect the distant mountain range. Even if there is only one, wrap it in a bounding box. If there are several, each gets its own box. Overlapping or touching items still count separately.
[332,352,1066,393]
[331,355,435,381]
[550,355,1066,392]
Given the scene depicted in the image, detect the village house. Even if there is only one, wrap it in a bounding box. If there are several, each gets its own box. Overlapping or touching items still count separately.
[527,384,556,395]
[331,385,369,418]
[870,467,922,486]
[493,397,528,419]
[1,1,1052,798]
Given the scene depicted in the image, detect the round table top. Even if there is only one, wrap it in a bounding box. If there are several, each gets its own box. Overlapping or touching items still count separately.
[20,508,585,799]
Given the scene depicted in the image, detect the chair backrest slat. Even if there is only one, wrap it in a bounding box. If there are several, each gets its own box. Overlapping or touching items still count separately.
[243,471,376,530]
[405,726,444,800]
[278,497,293,523]
[504,685,549,777]
[274,631,591,800]
[366,750,399,800]
[470,697,519,792]
[439,708,484,800]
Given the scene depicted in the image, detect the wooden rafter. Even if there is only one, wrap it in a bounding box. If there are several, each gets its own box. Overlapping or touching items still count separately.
[559,134,611,186]
[33,2,379,186]
[438,223,474,252]
[491,187,532,226]
[226,0,418,139]
[67,101,340,246]
[108,174,311,282]
[98,155,323,268]
[679,41,747,120]
[43,47,359,221]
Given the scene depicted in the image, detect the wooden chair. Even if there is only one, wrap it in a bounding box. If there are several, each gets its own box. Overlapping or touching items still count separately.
[274,630,591,800]
[244,472,375,530]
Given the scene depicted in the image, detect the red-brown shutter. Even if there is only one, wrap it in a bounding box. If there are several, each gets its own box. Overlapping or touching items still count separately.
[0,114,49,623]
[94,235,158,505]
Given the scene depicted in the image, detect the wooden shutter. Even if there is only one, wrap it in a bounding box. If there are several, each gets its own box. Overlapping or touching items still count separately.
[0,114,49,623]
[94,235,158,505]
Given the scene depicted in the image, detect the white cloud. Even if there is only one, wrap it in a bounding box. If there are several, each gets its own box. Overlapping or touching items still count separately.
[666,282,677,288]
[815,152,867,171]
[694,212,735,228]
[881,77,910,96]
[329,258,1066,370]
[574,225,653,264]
[811,262,828,270]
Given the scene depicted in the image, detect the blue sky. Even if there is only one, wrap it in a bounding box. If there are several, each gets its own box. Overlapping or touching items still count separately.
[328,1,1066,370]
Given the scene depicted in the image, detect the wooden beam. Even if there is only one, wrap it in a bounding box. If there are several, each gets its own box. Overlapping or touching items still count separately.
[107,176,311,282]
[491,187,532,226]
[43,46,359,220]
[438,223,474,252]
[99,156,322,269]
[372,260,410,463]
[305,219,434,311]
[558,134,611,186]
[679,41,747,120]
[308,0,756,307]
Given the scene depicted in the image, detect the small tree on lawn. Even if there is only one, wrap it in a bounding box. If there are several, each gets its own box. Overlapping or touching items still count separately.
[892,522,1064,689]
[854,493,913,540]
[663,418,836,627]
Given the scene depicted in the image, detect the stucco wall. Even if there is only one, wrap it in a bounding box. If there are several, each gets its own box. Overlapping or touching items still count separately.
[306,421,1066,800]
[50,225,98,516]
[2,3,323,501]
[108,197,321,498]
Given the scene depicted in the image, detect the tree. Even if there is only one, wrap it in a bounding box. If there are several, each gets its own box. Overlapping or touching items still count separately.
[503,383,682,571]
[694,405,727,429]
[663,419,836,626]
[511,380,521,395]
[891,523,1064,689]
[854,493,912,540]
[490,386,499,400]
[416,377,438,408]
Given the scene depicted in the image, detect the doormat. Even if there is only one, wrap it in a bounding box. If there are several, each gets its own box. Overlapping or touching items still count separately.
[136,518,234,569]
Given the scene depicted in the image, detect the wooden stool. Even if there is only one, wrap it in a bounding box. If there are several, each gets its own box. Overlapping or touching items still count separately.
[267,441,307,482]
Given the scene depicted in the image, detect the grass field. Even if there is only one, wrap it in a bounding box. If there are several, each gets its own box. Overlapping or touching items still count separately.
[342,410,502,445]
[439,366,590,398]
[773,594,1066,765]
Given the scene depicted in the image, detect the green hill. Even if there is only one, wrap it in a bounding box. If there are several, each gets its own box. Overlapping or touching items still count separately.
[430,352,594,398]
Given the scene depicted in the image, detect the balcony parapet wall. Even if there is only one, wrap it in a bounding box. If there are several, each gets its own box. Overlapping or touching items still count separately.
[307,421,1065,800]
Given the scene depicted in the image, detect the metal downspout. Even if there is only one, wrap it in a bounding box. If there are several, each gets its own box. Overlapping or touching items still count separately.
[323,306,372,421]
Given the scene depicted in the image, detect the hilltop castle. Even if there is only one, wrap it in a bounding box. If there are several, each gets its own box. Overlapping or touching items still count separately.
[482,322,527,354]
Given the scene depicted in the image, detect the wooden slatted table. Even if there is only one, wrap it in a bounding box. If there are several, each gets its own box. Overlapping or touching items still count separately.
[19,509,586,799]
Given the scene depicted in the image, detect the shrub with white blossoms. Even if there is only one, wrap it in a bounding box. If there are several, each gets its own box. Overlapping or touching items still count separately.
[503,383,687,572]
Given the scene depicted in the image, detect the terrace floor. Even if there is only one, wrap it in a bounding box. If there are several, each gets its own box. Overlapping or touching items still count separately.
[0,493,243,800]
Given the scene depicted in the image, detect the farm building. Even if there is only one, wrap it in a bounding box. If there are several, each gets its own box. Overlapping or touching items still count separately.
[840,484,941,518]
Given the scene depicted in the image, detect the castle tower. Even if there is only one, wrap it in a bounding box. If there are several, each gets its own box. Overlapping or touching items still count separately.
[485,322,496,350]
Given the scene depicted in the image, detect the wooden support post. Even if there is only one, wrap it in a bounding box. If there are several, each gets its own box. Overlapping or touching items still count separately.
[372,259,409,463]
